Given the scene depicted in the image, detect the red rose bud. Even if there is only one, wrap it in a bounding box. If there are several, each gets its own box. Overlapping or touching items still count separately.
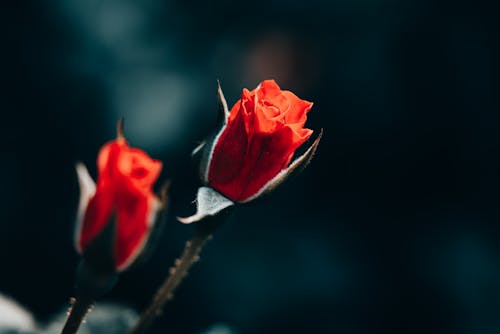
[180,80,321,224]
[75,123,163,272]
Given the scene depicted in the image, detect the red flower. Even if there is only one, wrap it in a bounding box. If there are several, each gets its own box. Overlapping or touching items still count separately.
[207,80,315,202]
[180,80,321,224]
[75,126,162,271]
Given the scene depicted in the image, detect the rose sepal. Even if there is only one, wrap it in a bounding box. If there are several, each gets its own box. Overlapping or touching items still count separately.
[177,187,234,224]
[195,81,230,182]
[75,162,96,253]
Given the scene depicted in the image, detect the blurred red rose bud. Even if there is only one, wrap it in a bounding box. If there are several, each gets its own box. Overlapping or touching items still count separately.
[180,80,321,224]
[75,122,163,272]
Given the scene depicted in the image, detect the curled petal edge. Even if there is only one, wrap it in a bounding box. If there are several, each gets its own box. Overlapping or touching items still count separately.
[241,129,323,203]
[178,186,234,224]
[75,162,96,253]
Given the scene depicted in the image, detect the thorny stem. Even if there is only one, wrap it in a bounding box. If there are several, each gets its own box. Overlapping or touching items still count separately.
[61,259,117,334]
[129,227,215,334]
[61,296,94,334]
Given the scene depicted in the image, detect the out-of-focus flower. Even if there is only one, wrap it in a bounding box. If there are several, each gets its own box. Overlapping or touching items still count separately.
[75,121,163,271]
[180,80,321,223]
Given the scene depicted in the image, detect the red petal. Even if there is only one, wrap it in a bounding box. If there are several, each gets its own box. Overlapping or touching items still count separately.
[78,184,115,252]
[207,79,315,202]
[255,80,282,100]
[281,91,313,126]
[257,80,290,117]
[209,125,302,202]
[79,138,162,270]
[118,148,162,192]
[208,107,248,188]
[97,139,126,176]
[97,143,113,174]
[114,192,155,271]
[252,103,281,133]
[236,126,300,201]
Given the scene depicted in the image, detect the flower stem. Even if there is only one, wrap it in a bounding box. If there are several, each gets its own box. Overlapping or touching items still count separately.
[129,225,216,334]
[61,296,94,334]
[61,259,117,334]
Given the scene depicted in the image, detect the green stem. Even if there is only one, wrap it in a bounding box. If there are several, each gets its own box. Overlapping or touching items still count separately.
[129,230,212,334]
[61,259,117,334]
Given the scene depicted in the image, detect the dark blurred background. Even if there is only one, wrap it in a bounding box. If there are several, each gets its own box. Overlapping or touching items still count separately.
[1,0,499,333]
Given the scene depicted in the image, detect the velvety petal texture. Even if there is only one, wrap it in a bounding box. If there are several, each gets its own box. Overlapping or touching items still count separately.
[207,80,314,202]
[77,137,162,271]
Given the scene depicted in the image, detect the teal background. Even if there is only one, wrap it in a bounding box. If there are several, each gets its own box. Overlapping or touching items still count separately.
[1,0,499,333]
